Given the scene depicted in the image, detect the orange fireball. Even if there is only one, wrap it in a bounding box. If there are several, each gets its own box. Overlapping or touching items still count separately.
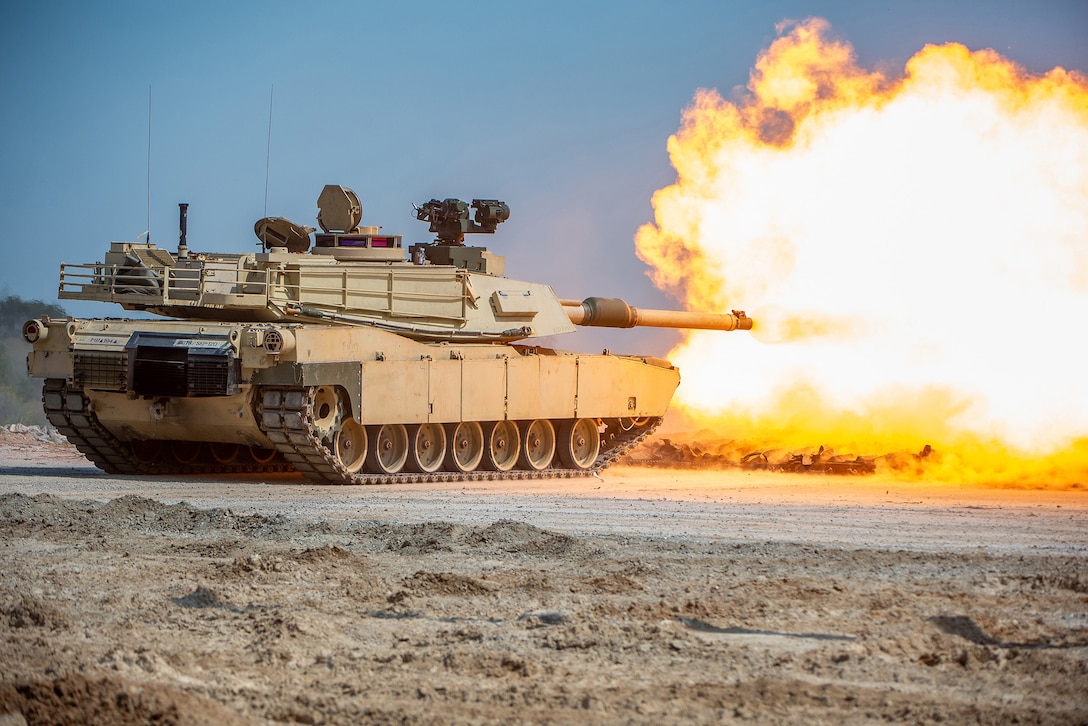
[635,18,1088,485]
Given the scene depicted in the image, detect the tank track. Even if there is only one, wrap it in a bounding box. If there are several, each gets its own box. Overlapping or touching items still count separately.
[41,380,291,477]
[257,386,660,485]
[41,380,658,484]
[43,379,142,475]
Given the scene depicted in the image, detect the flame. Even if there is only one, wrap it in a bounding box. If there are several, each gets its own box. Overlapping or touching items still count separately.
[635,18,1088,486]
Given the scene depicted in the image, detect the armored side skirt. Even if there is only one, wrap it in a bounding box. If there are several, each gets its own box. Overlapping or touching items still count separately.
[28,318,680,445]
[85,351,679,444]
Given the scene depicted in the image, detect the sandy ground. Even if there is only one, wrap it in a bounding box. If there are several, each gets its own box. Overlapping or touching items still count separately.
[0,430,1086,725]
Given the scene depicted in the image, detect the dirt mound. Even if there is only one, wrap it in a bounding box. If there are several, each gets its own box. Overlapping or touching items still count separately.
[402,571,496,597]
[0,674,246,726]
[582,572,643,594]
[95,495,290,536]
[171,586,234,611]
[292,544,354,564]
[369,519,580,558]
[0,492,91,526]
[0,492,296,541]
[1,593,69,631]
[229,545,362,576]
[379,521,465,554]
[467,519,578,557]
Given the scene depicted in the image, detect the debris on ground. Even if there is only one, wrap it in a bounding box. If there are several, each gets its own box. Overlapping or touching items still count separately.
[621,434,939,475]
[1,423,67,445]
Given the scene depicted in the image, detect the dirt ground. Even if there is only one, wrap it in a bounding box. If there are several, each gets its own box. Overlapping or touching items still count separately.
[0,429,1086,725]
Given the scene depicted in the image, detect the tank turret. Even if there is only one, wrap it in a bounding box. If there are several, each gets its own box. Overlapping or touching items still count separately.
[27,184,752,485]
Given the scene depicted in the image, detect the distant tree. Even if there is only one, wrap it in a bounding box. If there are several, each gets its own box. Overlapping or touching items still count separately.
[0,295,66,336]
[0,295,66,425]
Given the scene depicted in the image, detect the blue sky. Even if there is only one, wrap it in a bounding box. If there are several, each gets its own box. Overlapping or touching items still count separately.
[1,0,1085,354]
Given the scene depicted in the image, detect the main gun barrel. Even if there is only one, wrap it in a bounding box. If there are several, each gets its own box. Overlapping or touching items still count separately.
[562,297,752,332]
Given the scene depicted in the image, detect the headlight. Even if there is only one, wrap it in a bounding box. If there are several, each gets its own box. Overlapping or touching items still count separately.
[22,319,47,344]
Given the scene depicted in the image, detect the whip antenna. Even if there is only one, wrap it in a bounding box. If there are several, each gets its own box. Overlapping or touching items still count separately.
[146,83,152,243]
[264,85,274,216]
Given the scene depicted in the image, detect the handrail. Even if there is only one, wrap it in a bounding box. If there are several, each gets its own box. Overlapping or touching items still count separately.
[57,261,471,322]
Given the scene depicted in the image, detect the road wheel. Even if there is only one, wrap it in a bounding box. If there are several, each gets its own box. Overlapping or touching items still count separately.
[556,418,600,470]
[517,419,555,471]
[446,421,484,473]
[334,417,367,473]
[171,440,203,465]
[482,421,520,472]
[365,423,409,474]
[130,439,163,465]
[209,442,240,464]
[406,423,446,473]
[248,445,277,464]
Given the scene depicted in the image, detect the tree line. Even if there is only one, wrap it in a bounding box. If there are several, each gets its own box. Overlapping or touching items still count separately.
[1,295,67,425]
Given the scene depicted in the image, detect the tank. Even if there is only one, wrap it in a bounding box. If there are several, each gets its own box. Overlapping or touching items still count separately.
[23,186,752,484]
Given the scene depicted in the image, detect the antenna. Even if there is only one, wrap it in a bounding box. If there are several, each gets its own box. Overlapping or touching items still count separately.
[264,85,274,217]
[146,83,152,243]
